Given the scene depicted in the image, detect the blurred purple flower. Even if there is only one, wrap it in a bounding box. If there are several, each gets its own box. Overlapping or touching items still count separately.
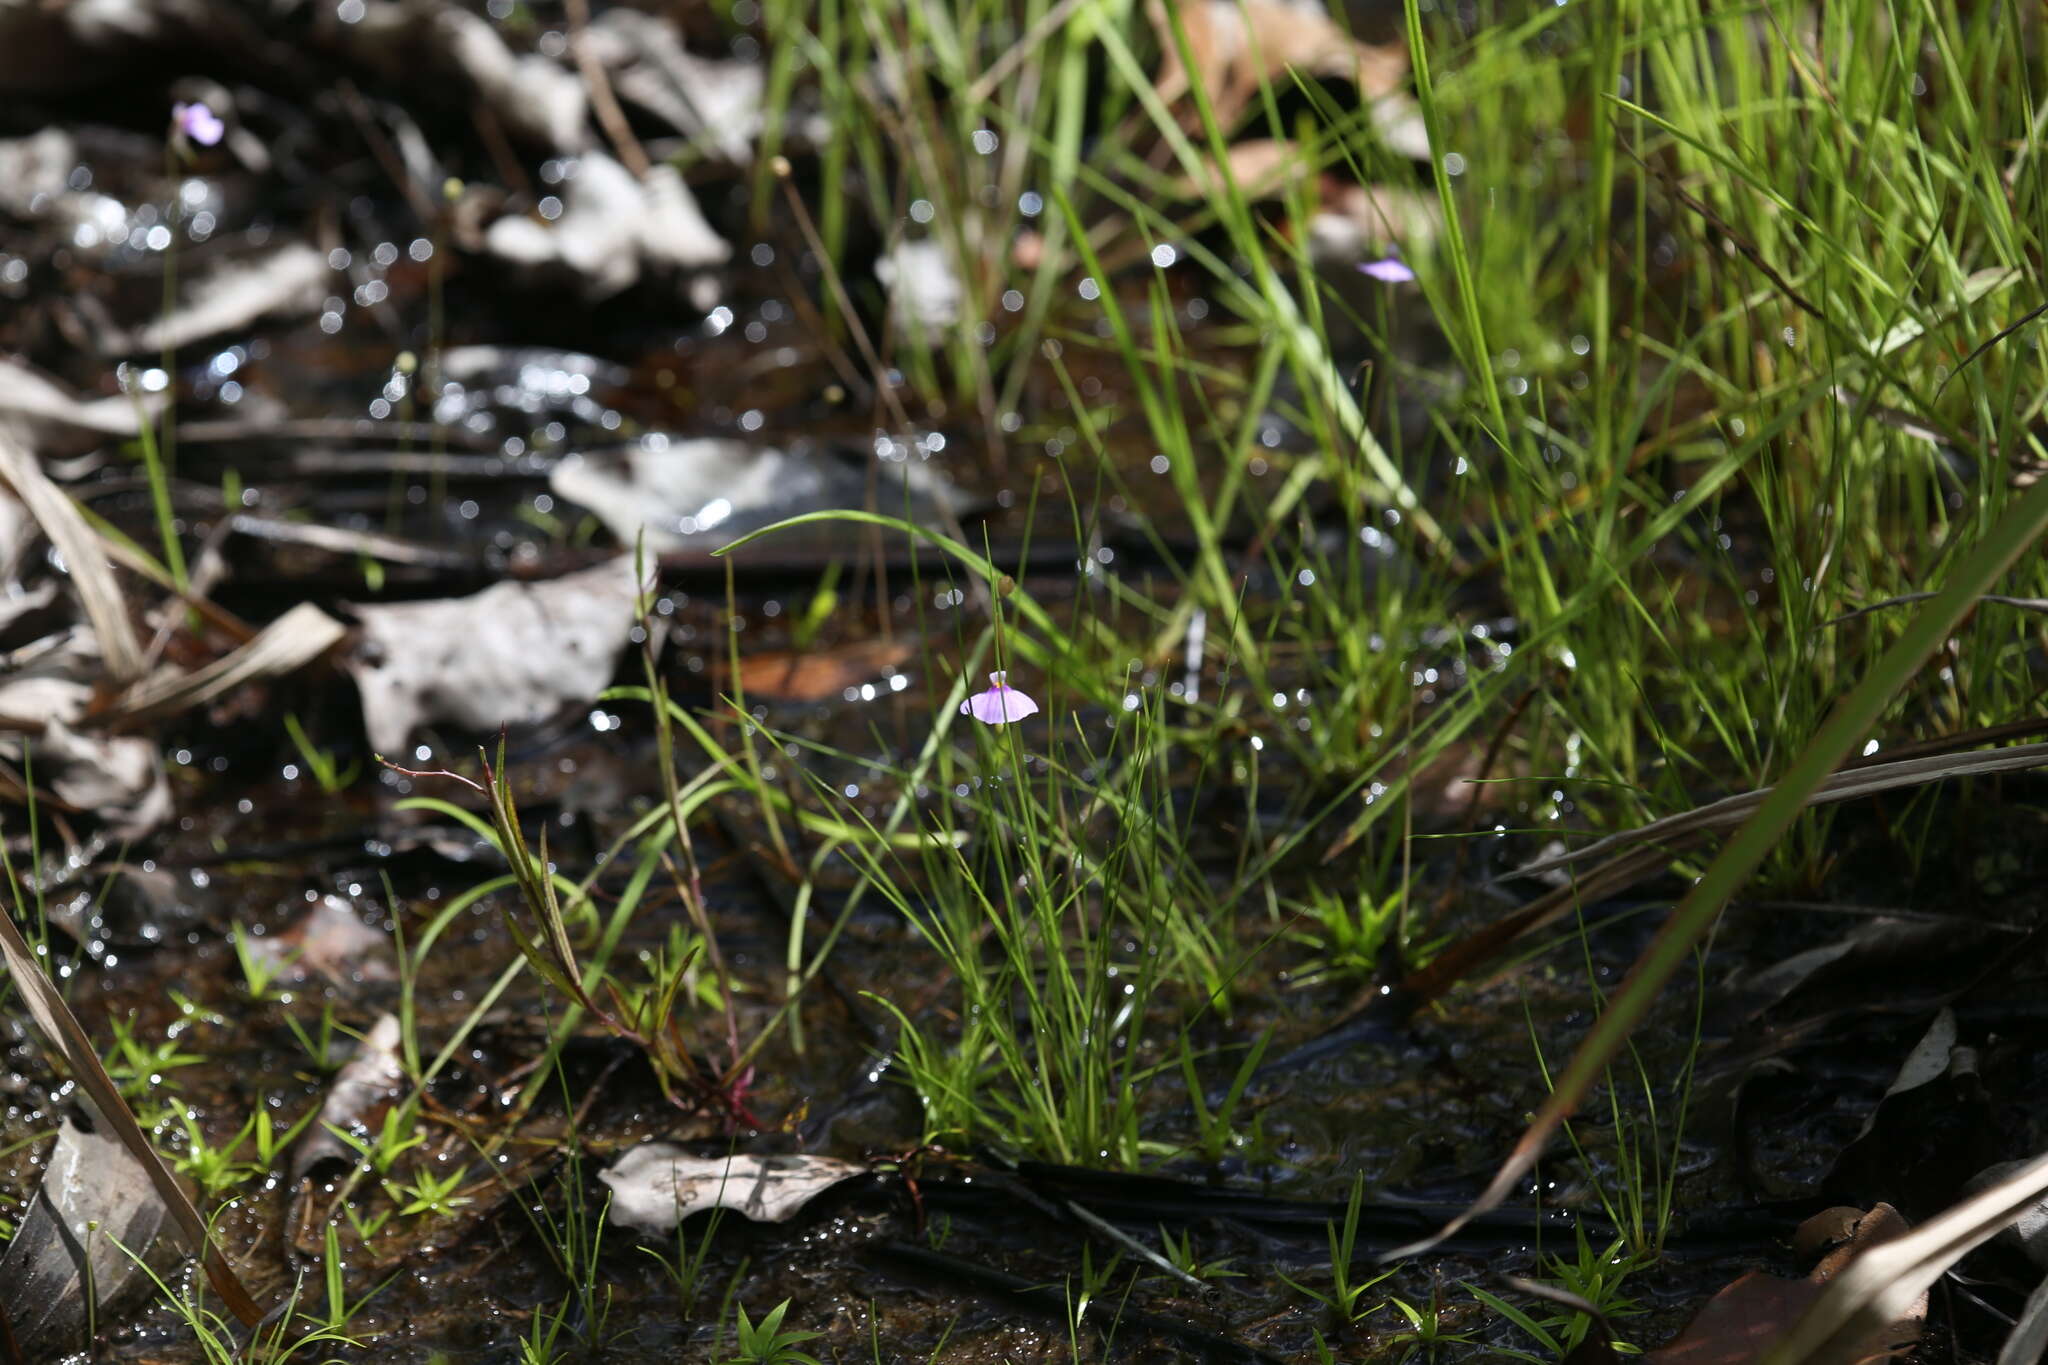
[1359,255,1414,283]
[961,671,1039,726]
[173,101,224,148]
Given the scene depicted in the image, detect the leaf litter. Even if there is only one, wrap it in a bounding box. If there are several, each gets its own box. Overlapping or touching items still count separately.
[2,0,2048,1360]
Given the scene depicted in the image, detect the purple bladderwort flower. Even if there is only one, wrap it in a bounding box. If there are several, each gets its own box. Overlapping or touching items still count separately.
[172,101,224,148]
[1358,254,1415,283]
[960,671,1039,726]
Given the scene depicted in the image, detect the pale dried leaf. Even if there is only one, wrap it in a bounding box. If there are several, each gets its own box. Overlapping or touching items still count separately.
[599,1146,867,1232]
[292,1013,406,1180]
[0,1117,174,1360]
[550,437,964,554]
[0,127,75,213]
[0,626,98,727]
[33,719,169,836]
[0,876,265,1322]
[485,151,726,298]
[344,553,646,754]
[341,0,588,151]
[1308,183,1443,261]
[0,356,165,458]
[1880,1008,1957,1099]
[638,163,731,270]
[106,241,330,355]
[112,601,346,725]
[587,9,762,162]
[0,431,143,680]
[1997,1273,2048,1365]
[433,4,586,149]
[1964,1160,2048,1270]
[875,239,963,331]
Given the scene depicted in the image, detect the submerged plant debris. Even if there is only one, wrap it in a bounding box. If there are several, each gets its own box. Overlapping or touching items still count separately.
[4,1,2048,1363]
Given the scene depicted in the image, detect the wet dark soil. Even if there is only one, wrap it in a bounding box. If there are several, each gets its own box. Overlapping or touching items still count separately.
[6,5,2048,1364]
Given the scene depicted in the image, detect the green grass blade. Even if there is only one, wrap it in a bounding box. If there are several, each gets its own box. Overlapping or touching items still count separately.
[0,896,266,1324]
[1384,468,2048,1259]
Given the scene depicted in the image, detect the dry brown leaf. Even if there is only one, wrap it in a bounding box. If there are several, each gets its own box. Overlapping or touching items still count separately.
[1767,1160,2048,1364]
[1651,1275,1830,1365]
[1648,1205,1920,1364]
[733,640,914,703]
[1178,138,1315,200]
[1148,0,1406,117]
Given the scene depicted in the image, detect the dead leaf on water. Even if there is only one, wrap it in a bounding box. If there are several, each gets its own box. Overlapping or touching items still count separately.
[483,151,726,299]
[599,1146,867,1233]
[585,9,765,164]
[0,355,165,458]
[0,1117,177,1361]
[1646,1204,1921,1364]
[334,0,587,152]
[343,552,647,754]
[550,437,966,554]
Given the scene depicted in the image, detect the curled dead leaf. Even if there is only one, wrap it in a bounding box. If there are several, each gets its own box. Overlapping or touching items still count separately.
[0,1117,178,1360]
[599,1146,867,1233]
[291,1013,406,1181]
[1647,1204,1920,1364]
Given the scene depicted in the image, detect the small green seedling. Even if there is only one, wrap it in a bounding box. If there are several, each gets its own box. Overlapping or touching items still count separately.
[176,1103,317,1201]
[324,1106,426,1176]
[1279,1175,1397,1329]
[284,712,361,794]
[726,1299,823,1365]
[387,1162,472,1219]
[1159,1224,1240,1282]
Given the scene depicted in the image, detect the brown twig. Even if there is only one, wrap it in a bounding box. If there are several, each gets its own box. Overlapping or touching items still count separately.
[565,0,651,179]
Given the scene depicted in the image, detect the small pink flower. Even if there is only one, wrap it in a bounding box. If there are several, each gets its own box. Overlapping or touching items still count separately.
[960,671,1039,726]
[173,101,224,148]
[1359,255,1414,283]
